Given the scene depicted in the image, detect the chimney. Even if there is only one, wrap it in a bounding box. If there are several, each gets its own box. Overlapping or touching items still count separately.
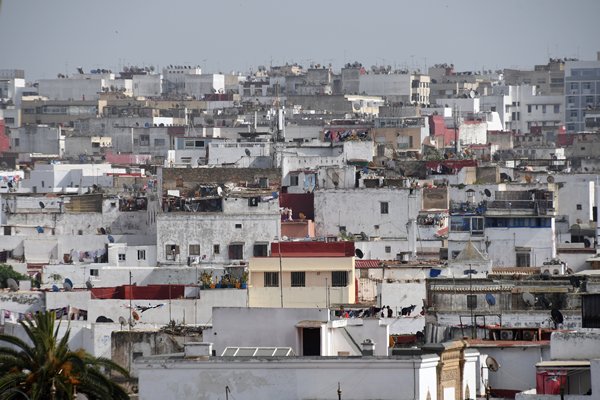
[361,339,375,356]
[184,342,213,359]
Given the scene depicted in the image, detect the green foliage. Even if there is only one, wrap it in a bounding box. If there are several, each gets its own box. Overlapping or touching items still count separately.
[0,311,130,399]
[0,265,29,289]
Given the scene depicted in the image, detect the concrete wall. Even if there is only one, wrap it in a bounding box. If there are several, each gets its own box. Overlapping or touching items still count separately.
[156,209,279,264]
[550,331,600,360]
[137,355,441,400]
[88,289,247,326]
[314,188,421,239]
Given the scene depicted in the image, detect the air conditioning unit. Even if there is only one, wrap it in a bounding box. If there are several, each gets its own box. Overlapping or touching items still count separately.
[522,330,536,341]
[500,330,514,340]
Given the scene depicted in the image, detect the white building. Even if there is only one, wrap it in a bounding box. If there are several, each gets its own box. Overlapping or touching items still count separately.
[21,163,117,194]
[184,74,225,99]
[132,74,162,98]
[156,194,280,266]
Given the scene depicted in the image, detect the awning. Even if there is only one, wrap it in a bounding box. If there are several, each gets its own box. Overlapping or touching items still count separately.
[536,360,590,369]
[355,260,381,269]
[295,320,326,328]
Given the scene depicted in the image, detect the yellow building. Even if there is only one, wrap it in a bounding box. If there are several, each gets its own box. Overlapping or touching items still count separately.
[248,242,356,308]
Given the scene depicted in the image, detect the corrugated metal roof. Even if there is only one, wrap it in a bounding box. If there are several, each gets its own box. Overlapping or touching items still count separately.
[355,260,381,269]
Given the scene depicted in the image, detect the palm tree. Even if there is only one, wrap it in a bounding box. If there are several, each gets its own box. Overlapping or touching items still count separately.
[0,311,130,399]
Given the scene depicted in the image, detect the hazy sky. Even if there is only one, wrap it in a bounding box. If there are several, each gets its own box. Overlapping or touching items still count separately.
[1,0,599,81]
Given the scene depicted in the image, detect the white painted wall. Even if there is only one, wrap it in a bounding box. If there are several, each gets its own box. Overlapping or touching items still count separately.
[205,307,329,356]
[88,290,247,327]
[550,331,600,360]
[136,354,441,400]
[475,346,549,395]
[359,74,411,97]
[157,199,279,264]
[314,188,421,239]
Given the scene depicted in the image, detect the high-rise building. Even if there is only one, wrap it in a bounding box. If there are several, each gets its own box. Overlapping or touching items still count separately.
[564,56,600,133]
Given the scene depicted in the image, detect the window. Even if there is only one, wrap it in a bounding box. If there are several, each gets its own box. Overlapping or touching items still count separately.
[166,244,179,261]
[253,243,268,257]
[140,134,150,146]
[14,138,19,147]
[527,105,532,113]
[137,250,146,260]
[118,254,126,261]
[516,249,531,267]
[235,223,242,229]
[542,105,546,114]
[467,294,477,309]
[332,271,348,287]
[248,197,259,207]
[385,246,391,253]
[90,269,99,277]
[339,226,346,233]
[154,138,166,146]
[289,175,299,186]
[576,204,582,211]
[380,202,389,214]
[213,244,220,255]
[291,271,305,287]
[189,244,200,256]
[229,243,244,260]
[471,217,484,234]
[554,104,560,114]
[264,272,279,287]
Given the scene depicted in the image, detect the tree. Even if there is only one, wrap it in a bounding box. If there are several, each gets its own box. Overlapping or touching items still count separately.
[0,311,130,399]
[0,265,29,289]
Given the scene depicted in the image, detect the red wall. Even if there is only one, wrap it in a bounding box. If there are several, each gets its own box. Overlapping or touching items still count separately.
[91,285,185,300]
[270,241,355,257]
[0,120,9,154]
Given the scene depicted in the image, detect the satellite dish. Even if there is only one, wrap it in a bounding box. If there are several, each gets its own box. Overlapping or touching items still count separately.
[85,280,93,290]
[63,278,73,291]
[551,308,564,326]
[39,202,45,209]
[107,235,115,243]
[244,148,251,156]
[355,249,364,259]
[469,90,476,98]
[522,292,535,306]
[100,227,106,235]
[486,356,500,372]
[7,278,19,292]
[484,189,492,197]
[547,175,555,183]
[52,284,59,292]
[485,293,496,306]
[118,316,127,326]
[217,186,224,197]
